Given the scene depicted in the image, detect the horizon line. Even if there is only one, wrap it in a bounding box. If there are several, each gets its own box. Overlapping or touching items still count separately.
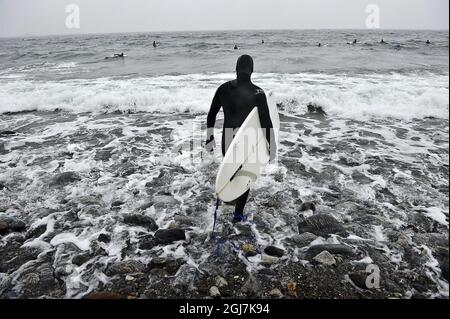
[1,27,448,40]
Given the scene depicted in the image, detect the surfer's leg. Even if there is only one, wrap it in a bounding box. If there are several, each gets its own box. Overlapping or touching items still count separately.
[233,190,250,222]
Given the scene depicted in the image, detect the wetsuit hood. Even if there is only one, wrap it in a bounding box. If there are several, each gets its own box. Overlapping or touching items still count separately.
[236,55,253,82]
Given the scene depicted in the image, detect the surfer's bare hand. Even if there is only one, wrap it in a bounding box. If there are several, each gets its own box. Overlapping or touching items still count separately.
[205,137,216,153]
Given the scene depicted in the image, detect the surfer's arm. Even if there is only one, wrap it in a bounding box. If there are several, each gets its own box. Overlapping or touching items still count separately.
[206,86,223,149]
[256,91,276,161]
[207,86,223,140]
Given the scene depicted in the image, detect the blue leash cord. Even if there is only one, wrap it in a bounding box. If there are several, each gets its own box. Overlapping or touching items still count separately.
[211,197,221,240]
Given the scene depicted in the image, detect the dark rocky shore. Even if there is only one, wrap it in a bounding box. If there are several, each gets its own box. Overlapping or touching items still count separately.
[0,110,448,299]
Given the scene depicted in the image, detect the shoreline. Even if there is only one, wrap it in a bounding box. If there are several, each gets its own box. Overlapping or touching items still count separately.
[1,110,448,299]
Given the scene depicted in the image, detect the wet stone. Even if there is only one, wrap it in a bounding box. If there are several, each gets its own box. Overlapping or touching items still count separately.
[98,233,111,243]
[313,251,336,266]
[349,272,369,290]
[0,218,26,234]
[72,253,91,266]
[154,228,186,245]
[149,257,184,275]
[106,260,146,276]
[123,214,158,231]
[139,235,158,250]
[264,246,285,258]
[298,214,348,237]
[209,286,221,298]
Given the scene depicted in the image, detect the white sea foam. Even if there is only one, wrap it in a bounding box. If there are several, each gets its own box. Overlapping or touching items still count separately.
[0,72,447,120]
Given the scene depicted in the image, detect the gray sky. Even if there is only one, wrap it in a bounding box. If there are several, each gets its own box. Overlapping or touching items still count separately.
[0,0,448,37]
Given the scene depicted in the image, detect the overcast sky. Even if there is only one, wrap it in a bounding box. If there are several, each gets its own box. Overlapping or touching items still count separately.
[0,0,448,37]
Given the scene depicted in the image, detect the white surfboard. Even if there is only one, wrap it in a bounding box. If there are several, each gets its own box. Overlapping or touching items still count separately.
[215,95,280,202]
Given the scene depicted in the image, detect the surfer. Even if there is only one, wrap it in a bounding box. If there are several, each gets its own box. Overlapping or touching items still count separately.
[105,53,125,59]
[380,38,386,44]
[234,45,239,50]
[206,55,276,222]
[153,41,157,48]
[262,40,265,44]
[318,43,322,47]
[426,40,431,45]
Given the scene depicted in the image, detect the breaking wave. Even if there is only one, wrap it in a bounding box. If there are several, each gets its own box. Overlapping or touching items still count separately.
[0,72,448,120]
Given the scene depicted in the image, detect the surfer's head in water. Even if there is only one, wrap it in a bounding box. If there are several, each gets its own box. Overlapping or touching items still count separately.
[236,54,253,82]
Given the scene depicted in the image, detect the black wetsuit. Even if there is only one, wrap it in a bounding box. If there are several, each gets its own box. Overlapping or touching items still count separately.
[206,55,275,214]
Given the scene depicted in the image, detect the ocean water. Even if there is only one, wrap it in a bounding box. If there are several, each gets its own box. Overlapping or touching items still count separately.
[0,29,448,118]
[0,30,449,299]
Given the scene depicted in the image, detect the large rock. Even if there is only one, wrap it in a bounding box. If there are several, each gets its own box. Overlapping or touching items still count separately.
[306,244,356,259]
[298,214,348,237]
[123,214,158,231]
[264,246,285,258]
[154,228,186,244]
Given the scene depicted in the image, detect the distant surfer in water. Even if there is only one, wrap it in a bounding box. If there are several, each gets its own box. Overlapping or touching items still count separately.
[426,40,431,45]
[234,45,239,50]
[206,55,276,222]
[105,52,125,59]
[153,41,157,48]
[380,39,386,44]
